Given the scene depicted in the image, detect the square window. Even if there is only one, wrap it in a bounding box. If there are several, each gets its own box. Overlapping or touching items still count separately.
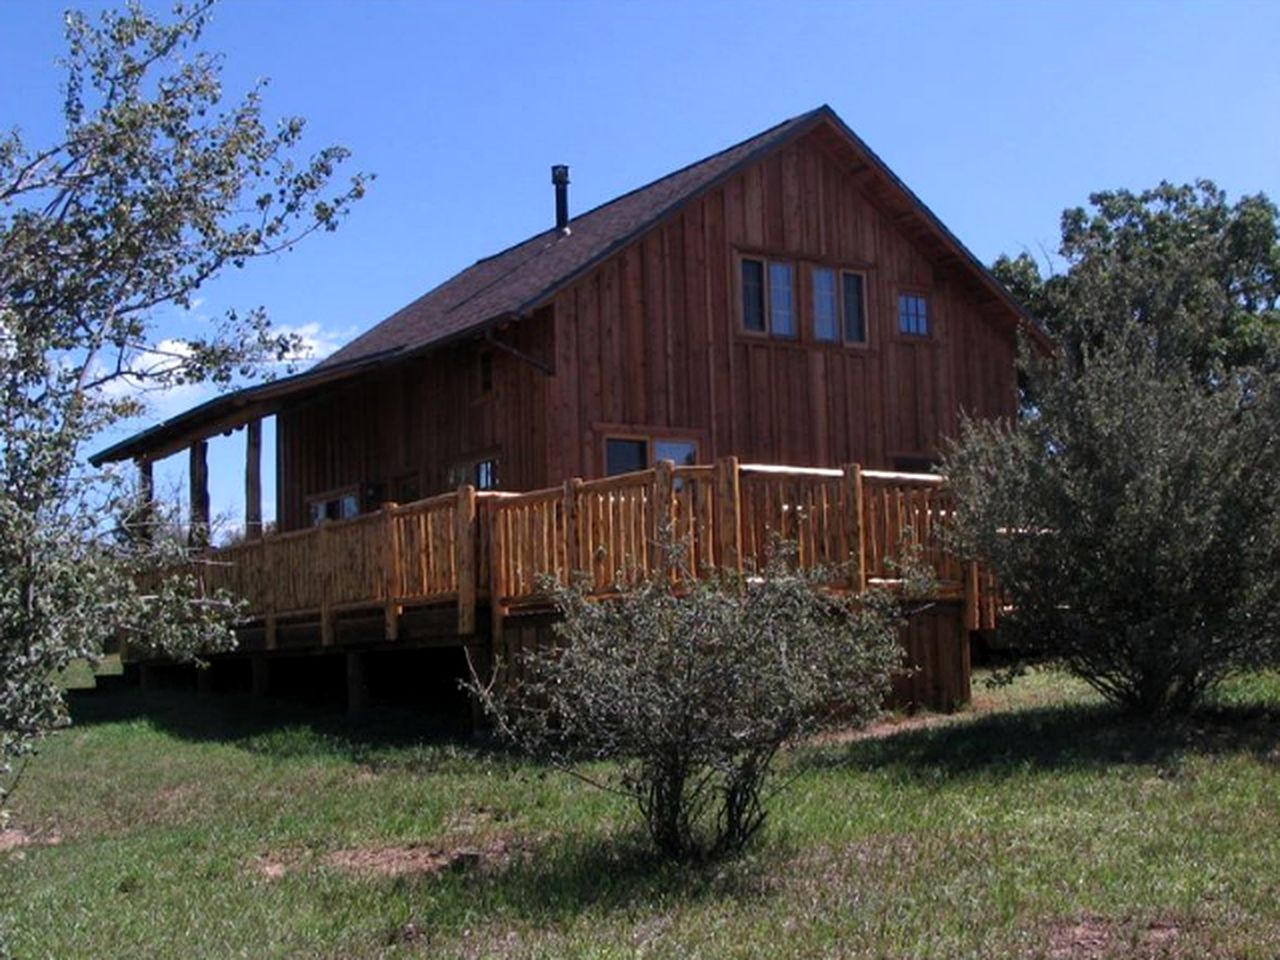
[475,459,498,490]
[899,294,929,336]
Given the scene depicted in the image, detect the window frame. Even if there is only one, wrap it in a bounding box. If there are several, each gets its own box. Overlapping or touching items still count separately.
[306,485,362,526]
[599,426,703,477]
[896,289,933,339]
[736,251,871,349]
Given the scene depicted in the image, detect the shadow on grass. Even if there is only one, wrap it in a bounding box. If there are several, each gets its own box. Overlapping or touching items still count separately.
[802,699,1280,782]
[482,832,776,920]
[67,684,513,774]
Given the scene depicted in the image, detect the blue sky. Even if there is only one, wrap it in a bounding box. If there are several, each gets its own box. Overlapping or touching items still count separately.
[3,0,1278,535]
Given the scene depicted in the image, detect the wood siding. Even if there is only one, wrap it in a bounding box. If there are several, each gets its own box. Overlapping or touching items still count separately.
[277,129,1017,529]
[276,311,554,531]
[548,128,1017,481]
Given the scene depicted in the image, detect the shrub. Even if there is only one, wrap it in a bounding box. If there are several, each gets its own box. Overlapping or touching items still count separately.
[468,550,909,861]
[945,336,1280,715]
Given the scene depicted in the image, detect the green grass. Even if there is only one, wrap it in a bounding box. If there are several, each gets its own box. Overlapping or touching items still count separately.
[3,668,1279,958]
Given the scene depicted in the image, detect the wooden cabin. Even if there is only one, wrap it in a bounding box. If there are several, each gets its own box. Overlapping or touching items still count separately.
[93,105,1049,716]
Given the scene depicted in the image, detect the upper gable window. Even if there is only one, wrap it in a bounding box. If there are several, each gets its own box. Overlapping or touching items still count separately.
[740,257,797,338]
[813,267,839,342]
[898,293,930,336]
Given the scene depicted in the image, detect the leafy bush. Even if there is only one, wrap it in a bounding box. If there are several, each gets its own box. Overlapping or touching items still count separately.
[469,551,909,861]
[945,335,1280,715]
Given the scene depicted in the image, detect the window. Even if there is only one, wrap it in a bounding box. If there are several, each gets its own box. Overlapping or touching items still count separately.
[475,458,498,491]
[741,259,766,332]
[308,489,360,526]
[606,436,699,476]
[606,438,648,476]
[843,272,867,342]
[740,257,796,338]
[744,255,868,345]
[449,456,500,490]
[768,262,796,337]
[654,439,697,467]
[812,267,839,342]
[899,293,930,336]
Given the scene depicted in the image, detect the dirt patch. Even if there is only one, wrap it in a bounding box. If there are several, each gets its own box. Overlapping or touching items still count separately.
[250,852,293,880]
[0,826,62,854]
[325,836,520,878]
[1047,915,1183,959]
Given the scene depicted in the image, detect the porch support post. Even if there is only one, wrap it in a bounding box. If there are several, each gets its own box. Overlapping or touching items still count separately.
[189,439,210,549]
[245,418,263,541]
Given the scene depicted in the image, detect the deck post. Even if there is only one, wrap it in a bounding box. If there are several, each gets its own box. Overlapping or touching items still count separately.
[382,503,401,641]
[652,459,675,573]
[714,456,742,572]
[345,651,368,716]
[319,522,334,646]
[455,485,477,635]
[842,463,867,593]
[263,533,278,650]
[562,477,583,581]
[250,655,270,699]
[244,418,263,541]
[488,504,506,640]
[188,440,210,549]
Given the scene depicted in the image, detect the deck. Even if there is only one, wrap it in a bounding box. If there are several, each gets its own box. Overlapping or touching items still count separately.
[188,457,999,651]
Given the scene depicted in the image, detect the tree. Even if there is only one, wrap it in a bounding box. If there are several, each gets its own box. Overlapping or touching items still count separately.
[469,551,911,861]
[947,181,1280,715]
[0,1,366,805]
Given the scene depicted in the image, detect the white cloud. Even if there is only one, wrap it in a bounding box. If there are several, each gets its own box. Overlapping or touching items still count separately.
[274,321,357,363]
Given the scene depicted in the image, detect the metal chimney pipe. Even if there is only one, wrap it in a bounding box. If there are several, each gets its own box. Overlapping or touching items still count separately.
[551,164,570,231]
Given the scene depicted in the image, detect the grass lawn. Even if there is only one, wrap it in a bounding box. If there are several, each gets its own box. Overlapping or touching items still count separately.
[2,668,1279,959]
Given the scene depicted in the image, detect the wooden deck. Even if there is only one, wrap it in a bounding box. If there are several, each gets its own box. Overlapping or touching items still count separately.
[192,458,999,650]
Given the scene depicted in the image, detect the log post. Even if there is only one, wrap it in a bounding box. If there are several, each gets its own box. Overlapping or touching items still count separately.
[455,485,477,635]
[263,533,278,651]
[964,561,980,632]
[714,456,742,572]
[319,522,334,646]
[382,503,401,641]
[188,440,210,549]
[843,463,867,594]
[652,459,675,573]
[488,504,506,640]
[562,477,583,582]
[244,418,263,541]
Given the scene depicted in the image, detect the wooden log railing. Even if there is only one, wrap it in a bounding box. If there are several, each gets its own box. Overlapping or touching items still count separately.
[188,459,1000,650]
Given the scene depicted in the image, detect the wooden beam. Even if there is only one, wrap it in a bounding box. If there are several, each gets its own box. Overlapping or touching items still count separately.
[843,463,866,593]
[188,440,210,549]
[715,456,742,572]
[136,458,154,545]
[244,418,263,540]
[455,485,477,635]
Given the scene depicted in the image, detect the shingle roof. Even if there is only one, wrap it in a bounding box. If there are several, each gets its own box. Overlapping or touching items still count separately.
[92,104,1048,466]
[319,107,828,368]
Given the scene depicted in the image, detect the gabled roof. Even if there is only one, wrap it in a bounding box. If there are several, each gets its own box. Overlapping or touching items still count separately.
[92,105,1048,466]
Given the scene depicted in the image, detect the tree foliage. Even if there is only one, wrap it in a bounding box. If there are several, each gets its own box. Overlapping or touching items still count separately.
[469,551,910,861]
[949,181,1280,714]
[0,1,365,804]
